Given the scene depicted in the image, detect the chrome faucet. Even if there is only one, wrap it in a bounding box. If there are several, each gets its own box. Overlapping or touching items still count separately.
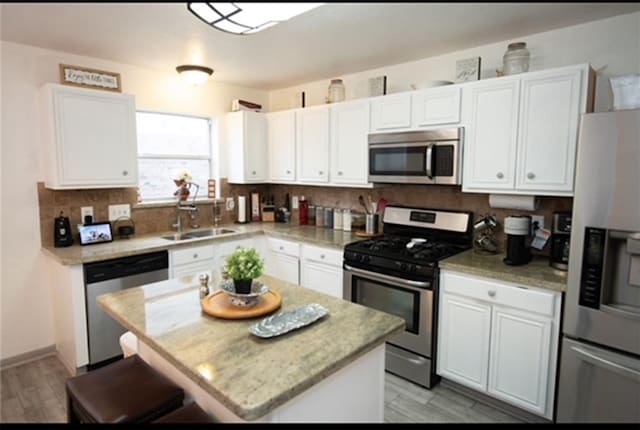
[173,182,200,233]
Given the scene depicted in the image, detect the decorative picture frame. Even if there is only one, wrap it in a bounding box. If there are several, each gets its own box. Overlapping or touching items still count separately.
[368,76,387,97]
[59,64,122,92]
[455,57,481,83]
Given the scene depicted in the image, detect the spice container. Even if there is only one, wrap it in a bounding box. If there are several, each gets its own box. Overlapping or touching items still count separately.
[342,209,352,232]
[316,206,324,227]
[308,205,316,225]
[503,42,530,75]
[324,207,334,229]
[333,208,343,230]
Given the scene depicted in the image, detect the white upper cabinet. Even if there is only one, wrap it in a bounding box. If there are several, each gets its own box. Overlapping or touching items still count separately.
[227,110,268,184]
[40,84,138,189]
[462,77,520,190]
[462,63,593,196]
[330,100,370,185]
[411,86,461,128]
[296,105,330,183]
[370,93,412,132]
[267,110,296,182]
[516,68,583,193]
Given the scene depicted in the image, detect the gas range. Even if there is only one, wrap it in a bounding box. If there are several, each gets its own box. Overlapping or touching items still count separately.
[344,206,473,282]
[344,235,468,280]
[343,205,473,389]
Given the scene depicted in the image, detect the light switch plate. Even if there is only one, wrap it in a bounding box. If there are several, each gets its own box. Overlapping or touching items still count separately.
[531,215,544,236]
[292,196,299,209]
[108,204,131,221]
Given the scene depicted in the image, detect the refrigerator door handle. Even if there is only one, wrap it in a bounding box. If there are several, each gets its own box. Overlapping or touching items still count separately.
[571,346,640,383]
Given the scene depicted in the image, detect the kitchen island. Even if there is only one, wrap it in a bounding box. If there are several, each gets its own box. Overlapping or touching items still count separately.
[97,274,404,422]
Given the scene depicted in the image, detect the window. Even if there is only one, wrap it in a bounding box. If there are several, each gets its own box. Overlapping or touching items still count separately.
[136,111,215,202]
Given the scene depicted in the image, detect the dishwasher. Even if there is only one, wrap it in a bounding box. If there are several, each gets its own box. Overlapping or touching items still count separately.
[84,250,168,367]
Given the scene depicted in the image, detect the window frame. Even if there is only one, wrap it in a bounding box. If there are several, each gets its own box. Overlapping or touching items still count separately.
[136,109,217,203]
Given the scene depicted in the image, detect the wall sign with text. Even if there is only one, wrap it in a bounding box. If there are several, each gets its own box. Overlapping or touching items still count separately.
[59,64,122,92]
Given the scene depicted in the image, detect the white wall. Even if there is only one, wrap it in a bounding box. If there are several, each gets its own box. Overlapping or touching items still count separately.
[269,12,640,113]
[0,40,268,361]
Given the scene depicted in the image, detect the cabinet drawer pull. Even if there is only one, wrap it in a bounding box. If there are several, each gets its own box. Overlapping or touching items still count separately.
[320,254,325,259]
[122,170,128,176]
[527,172,535,180]
[319,170,324,175]
[338,171,343,176]
[286,170,291,174]
[279,246,284,250]
[193,253,198,259]
[496,172,504,179]
[252,170,257,175]
[488,290,496,297]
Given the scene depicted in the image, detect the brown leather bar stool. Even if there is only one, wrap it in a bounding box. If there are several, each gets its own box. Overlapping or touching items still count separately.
[152,402,217,423]
[65,355,184,423]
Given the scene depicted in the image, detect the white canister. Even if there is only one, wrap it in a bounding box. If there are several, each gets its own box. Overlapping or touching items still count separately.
[333,208,343,230]
[342,209,352,231]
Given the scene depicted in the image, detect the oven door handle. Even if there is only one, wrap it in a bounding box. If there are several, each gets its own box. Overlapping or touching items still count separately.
[344,264,431,289]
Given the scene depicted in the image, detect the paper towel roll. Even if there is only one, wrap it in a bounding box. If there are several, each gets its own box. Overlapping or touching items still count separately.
[489,194,539,211]
[238,196,247,222]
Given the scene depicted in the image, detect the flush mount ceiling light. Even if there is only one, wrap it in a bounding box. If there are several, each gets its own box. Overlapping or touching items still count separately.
[187,2,324,35]
[176,65,214,85]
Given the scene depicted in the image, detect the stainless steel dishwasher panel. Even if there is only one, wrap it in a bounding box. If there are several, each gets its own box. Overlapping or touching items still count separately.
[85,251,168,366]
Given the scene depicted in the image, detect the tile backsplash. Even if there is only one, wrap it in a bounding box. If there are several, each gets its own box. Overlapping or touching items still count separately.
[38,181,572,256]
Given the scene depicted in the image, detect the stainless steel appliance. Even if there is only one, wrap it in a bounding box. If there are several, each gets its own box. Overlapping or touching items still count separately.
[368,128,463,184]
[556,110,640,423]
[84,251,169,367]
[503,215,532,265]
[343,205,473,388]
[550,212,572,271]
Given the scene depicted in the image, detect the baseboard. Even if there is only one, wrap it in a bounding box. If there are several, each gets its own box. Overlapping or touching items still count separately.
[0,344,57,370]
[440,378,551,424]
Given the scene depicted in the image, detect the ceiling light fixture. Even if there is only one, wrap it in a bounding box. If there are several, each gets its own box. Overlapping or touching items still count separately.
[187,2,324,35]
[176,65,214,85]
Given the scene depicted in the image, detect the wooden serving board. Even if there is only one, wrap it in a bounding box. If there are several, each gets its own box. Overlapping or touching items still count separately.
[355,230,384,238]
[201,289,282,320]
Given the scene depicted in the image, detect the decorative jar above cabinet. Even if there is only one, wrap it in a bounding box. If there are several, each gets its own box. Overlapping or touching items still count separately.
[40,84,138,189]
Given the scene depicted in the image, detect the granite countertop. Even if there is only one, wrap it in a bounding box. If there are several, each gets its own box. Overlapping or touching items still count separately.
[439,249,567,293]
[96,274,404,421]
[42,223,361,265]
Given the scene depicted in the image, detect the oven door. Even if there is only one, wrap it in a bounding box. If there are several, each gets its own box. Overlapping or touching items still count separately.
[343,264,433,357]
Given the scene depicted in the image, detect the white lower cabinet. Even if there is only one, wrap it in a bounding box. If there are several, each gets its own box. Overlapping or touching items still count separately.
[437,270,561,419]
[300,244,343,298]
[265,237,300,285]
[169,244,215,280]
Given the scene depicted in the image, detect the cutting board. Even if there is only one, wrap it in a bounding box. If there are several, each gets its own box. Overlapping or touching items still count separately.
[201,289,282,320]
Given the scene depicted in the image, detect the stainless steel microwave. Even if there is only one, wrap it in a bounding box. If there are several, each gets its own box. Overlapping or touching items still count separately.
[368,128,463,185]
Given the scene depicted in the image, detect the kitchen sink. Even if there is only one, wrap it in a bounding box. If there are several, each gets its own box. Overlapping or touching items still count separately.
[161,228,237,241]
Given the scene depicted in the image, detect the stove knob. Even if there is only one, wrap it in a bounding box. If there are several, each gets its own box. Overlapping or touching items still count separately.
[400,263,408,271]
[409,265,417,273]
[356,254,364,262]
[363,255,371,263]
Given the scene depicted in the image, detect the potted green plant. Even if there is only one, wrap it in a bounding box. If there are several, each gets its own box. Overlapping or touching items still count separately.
[224,246,265,294]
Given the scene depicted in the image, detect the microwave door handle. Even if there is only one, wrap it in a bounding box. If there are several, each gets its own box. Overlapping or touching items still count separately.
[425,144,433,179]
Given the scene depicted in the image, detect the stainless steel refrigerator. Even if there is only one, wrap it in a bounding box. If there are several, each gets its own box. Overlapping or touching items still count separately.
[556,109,640,422]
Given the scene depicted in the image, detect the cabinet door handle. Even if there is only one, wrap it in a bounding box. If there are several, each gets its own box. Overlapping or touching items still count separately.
[319,171,324,175]
[252,170,257,175]
[320,254,325,259]
[527,172,535,180]
[193,253,199,259]
[487,290,496,297]
[286,170,291,174]
[338,171,343,176]
[279,246,284,250]
[496,172,504,179]
[122,170,128,176]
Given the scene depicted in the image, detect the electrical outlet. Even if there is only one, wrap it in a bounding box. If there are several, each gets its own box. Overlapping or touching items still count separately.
[531,215,545,236]
[226,197,235,211]
[108,204,131,221]
[292,195,299,210]
[80,206,94,222]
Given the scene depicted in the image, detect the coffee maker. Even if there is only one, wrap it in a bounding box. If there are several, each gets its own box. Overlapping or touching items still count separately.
[550,212,572,271]
[503,215,531,265]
